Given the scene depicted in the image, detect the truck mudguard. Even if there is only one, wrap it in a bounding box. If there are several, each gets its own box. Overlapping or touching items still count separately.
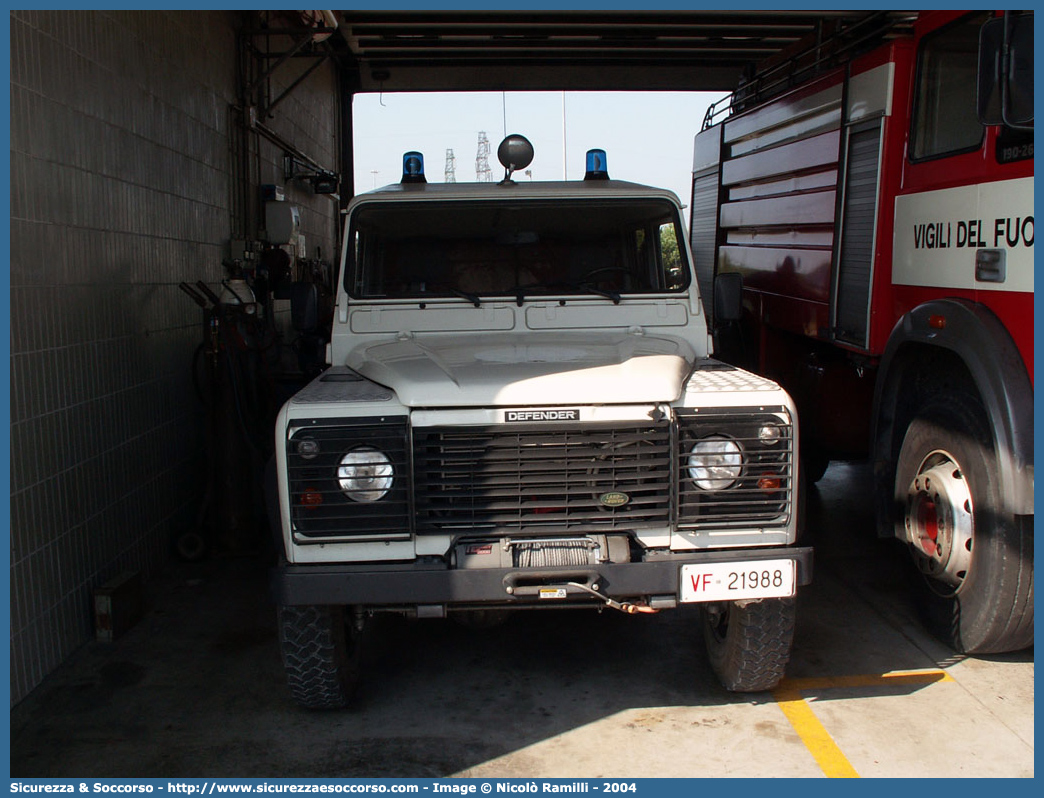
[872,297,1034,530]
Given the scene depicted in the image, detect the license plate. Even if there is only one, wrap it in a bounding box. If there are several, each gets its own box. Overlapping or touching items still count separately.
[679,559,796,603]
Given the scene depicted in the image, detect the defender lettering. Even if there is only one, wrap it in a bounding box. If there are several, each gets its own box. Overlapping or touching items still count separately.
[505,409,579,422]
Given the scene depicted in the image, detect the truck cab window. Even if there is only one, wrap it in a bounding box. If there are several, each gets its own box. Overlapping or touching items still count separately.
[910,13,989,160]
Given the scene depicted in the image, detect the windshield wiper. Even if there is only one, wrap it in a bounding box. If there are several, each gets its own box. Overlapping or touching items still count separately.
[510,281,621,306]
[578,281,622,304]
[427,283,482,307]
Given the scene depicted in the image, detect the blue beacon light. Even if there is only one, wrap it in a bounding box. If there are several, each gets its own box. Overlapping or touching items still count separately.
[400,151,427,184]
[584,149,609,180]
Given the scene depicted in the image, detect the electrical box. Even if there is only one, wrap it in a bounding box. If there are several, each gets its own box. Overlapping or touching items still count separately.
[261,184,285,202]
[94,571,143,642]
[265,202,301,245]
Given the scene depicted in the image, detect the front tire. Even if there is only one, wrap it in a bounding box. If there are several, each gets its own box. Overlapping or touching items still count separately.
[700,598,795,692]
[278,605,363,709]
[894,396,1033,654]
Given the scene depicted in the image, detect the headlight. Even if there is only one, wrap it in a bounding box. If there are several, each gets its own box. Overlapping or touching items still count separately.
[687,436,743,490]
[338,447,394,502]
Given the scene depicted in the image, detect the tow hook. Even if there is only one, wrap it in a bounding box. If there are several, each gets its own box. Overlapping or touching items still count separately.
[566,582,659,614]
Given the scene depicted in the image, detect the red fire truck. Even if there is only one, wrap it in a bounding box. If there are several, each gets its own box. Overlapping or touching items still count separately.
[691,10,1032,654]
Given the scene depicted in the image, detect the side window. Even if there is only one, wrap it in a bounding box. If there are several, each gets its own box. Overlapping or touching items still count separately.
[629,223,685,291]
[910,14,989,160]
[349,230,364,295]
[659,222,684,290]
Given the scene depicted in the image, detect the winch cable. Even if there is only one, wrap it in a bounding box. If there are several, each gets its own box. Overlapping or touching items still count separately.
[565,582,659,614]
[512,540,593,568]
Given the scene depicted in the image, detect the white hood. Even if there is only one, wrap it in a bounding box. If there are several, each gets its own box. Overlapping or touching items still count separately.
[346,331,696,407]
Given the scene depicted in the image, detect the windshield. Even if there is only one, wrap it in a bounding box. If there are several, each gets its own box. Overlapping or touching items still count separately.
[345,197,689,301]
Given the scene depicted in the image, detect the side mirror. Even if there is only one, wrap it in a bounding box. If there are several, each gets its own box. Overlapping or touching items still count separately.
[713,271,744,324]
[977,14,1034,129]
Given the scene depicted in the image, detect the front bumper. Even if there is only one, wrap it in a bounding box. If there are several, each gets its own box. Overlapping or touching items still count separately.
[273,546,813,611]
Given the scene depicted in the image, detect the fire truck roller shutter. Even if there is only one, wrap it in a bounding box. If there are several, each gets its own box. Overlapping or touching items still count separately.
[872,298,1033,654]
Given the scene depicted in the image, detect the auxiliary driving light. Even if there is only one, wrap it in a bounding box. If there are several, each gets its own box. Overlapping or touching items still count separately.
[758,423,782,445]
[296,438,320,459]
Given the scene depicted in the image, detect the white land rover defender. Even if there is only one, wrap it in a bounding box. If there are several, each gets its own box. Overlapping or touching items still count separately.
[271,137,812,709]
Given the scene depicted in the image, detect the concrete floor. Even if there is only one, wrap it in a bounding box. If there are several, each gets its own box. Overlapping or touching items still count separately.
[9,462,1034,779]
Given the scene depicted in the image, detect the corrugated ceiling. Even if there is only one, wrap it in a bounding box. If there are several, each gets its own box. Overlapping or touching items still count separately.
[335,10,913,92]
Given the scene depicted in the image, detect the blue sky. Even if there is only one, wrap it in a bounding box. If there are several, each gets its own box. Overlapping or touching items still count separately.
[352,90,728,221]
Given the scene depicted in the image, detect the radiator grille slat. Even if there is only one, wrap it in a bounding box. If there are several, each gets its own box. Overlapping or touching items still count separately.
[413,423,671,532]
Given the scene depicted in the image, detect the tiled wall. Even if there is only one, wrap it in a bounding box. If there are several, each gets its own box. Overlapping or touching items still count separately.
[9,10,342,704]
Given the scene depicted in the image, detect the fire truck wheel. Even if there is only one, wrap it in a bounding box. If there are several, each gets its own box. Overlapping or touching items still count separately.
[700,597,795,692]
[895,397,1034,654]
[278,604,363,709]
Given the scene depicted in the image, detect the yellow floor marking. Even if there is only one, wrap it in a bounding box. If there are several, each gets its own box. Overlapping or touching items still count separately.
[773,685,860,778]
[772,669,952,778]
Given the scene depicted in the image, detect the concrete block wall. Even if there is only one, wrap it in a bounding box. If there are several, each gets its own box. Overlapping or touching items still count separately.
[9,10,343,705]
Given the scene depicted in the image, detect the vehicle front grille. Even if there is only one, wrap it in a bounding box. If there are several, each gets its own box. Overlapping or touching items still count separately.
[677,409,793,528]
[413,422,671,532]
[285,411,792,541]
